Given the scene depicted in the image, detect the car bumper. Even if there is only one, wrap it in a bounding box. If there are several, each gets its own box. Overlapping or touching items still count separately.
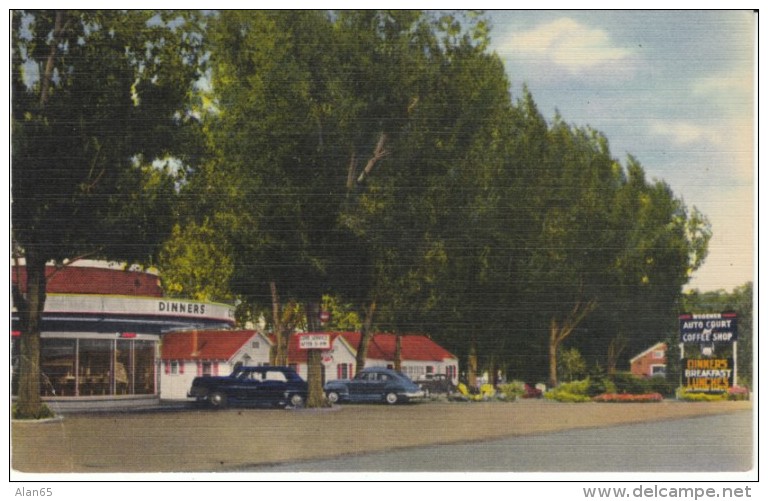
[401,390,426,400]
[187,388,208,399]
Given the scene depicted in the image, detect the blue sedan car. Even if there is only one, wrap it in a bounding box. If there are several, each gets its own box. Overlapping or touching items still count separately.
[324,367,425,405]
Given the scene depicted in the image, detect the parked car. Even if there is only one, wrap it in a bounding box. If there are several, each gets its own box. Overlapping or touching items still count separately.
[188,365,307,409]
[416,373,456,396]
[324,367,425,405]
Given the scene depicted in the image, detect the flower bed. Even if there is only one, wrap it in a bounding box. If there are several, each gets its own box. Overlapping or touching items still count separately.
[592,392,663,403]
[677,387,750,402]
[727,386,750,401]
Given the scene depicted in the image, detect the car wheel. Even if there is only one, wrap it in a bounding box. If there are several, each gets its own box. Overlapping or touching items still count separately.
[288,393,304,408]
[327,391,340,404]
[385,392,398,405]
[208,391,227,409]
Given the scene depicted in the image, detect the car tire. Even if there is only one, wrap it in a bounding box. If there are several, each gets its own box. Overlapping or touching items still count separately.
[385,392,398,405]
[327,391,340,404]
[288,393,305,408]
[208,391,227,409]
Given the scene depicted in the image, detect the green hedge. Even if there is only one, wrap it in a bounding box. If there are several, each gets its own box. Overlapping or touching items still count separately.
[545,374,679,403]
[544,379,592,402]
[497,381,526,401]
[12,403,55,420]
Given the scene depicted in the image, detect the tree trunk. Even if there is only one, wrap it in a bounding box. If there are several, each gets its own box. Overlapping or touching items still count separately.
[355,299,376,375]
[547,298,598,388]
[393,334,402,372]
[14,251,47,418]
[467,338,478,388]
[269,281,289,366]
[304,301,328,408]
[607,335,627,377]
[548,319,560,388]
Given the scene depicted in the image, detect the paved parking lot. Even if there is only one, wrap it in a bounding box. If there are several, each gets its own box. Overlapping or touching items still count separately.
[11,399,752,474]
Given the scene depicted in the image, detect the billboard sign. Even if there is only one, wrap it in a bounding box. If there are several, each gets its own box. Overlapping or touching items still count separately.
[679,312,738,344]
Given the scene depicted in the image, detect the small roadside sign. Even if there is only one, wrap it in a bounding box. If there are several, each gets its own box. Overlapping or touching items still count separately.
[298,333,331,350]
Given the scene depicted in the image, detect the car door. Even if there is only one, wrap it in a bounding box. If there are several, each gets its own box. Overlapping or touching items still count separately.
[365,372,388,401]
[344,372,369,400]
[238,370,263,402]
[257,369,289,405]
[226,369,259,402]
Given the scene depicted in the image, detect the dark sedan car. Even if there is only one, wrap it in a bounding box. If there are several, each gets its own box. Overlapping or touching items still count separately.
[188,366,307,409]
[324,367,425,405]
[416,373,456,396]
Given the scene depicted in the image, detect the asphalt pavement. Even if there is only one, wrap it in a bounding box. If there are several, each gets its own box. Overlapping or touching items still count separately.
[240,411,754,473]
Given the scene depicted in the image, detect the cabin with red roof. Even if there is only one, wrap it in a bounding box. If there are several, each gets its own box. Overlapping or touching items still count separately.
[159,330,459,399]
[286,332,459,385]
[160,330,273,399]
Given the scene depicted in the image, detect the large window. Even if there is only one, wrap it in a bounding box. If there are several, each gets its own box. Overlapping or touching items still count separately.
[134,340,156,394]
[78,339,112,396]
[41,339,77,397]
[12,336,158,398]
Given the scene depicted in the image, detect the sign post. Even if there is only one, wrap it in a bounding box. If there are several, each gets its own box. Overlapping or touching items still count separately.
[298,332,331,408]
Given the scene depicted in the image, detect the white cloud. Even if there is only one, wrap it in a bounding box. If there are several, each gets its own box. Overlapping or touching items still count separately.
[648,120,723,147]
[499,18,634,75]
[646,117,753,183]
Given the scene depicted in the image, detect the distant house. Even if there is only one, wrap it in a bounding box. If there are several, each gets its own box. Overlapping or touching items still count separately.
[160,330,272,399]
[630,342,667,378]
[286,332,459,384]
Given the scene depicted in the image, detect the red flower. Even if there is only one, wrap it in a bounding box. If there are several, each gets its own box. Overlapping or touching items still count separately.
[592,393,663,403]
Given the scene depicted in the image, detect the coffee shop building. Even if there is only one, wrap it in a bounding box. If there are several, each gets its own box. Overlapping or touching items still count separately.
[11,260,235,410]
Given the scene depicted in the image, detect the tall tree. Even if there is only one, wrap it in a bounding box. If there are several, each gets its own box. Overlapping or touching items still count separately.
[11,10,205,417]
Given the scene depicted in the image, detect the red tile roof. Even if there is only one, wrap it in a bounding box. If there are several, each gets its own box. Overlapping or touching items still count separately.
[161,330,456,364]
[285,332,456,364]
[161,330,265,361]
[12,264,163,297]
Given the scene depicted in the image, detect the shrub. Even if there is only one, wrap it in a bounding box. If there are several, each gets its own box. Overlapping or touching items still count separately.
[677,387,750,402]
[611,372,651,394]
[677,389,728,402]
[497,381,526,401]
[12,403,56,420]
[646,375,676,398]
[544,389,592,402]
[544,379,592,402]
[586,376,616,397]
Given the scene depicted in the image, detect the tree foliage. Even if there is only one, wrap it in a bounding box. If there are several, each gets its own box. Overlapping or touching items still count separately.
[12,10,716,414]
[178,9,711,387]
[11,10,205,417]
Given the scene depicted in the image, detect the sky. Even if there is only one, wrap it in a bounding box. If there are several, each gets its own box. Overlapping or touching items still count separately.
[3,8,756,294]
[483,10,756,293]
